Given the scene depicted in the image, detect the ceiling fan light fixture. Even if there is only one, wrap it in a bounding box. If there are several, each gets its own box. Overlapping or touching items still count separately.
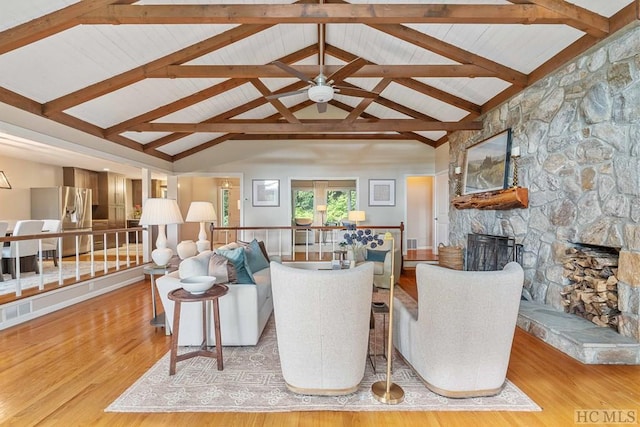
[308,85,334,103]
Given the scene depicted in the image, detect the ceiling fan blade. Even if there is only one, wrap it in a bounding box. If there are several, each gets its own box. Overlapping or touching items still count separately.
[333,86,378,98]
[326,57,367,85]
[316,102,328,113]
[271,61,315,85]
[265,88,308,100]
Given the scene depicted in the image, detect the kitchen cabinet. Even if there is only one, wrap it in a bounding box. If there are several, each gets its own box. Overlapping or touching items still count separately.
[131,179,165,206]
[94,172,127,248]
[63,167,99,203]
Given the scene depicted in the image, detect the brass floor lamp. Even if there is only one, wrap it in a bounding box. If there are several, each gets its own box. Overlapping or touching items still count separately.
[371,232,404,404]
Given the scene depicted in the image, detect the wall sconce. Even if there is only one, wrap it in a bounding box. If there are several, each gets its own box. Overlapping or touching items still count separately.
[0,171,11,189]
[222,179,231,188]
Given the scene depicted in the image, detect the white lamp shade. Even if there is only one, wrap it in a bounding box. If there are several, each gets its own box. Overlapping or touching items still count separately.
[348,210,366,222]
[185,201,217,253]
[316,204,327,212]
[185,201,217,222]
[138,198,184,266]
[139,198,184,226]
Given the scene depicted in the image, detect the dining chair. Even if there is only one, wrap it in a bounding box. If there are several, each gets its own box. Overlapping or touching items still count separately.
[40,219,62,266]
[0,222,8,282]
[1,220,45,279]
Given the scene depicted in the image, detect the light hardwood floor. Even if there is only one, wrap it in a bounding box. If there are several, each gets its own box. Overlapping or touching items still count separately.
[1,269,639,426]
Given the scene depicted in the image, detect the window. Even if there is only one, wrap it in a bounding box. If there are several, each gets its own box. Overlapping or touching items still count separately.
[294,190,314,219]
[326,189,358,224]
[221,188,230,226]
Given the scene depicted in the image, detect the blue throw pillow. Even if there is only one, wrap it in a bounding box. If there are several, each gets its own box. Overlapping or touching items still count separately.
[216,247,255,284]
[366,249,388,263]
[242,239,270,273]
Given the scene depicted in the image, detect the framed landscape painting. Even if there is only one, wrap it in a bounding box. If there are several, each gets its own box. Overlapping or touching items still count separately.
[252,179,280,207]
[463,129,512,195]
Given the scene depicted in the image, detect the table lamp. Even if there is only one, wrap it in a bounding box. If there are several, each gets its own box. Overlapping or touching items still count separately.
[139,198,184,267]
[316,204,327,225]
[348,210,366,227]
[371,231,404,404]
[185,201,217,253]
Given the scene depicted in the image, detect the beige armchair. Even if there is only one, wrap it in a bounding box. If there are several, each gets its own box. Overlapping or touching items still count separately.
[348,238,401,289]
[393,262,524,398]
[270,261,374,395]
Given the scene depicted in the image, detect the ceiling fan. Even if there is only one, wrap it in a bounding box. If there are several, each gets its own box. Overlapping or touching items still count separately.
[265,24,378,113]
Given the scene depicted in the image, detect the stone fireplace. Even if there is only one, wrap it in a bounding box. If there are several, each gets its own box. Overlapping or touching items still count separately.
[447,23,640,363]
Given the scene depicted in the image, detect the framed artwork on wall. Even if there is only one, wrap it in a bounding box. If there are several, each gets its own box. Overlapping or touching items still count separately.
[252,179,280,207]
[463,129,512,195]
[0,171,11,189]
[369,179,395,206]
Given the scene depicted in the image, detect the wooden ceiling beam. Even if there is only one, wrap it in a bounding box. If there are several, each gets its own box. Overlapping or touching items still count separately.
[506,0,609,37]
[106,78,250,136]
[80,4,587,26]
[393,78,482,115]
[0,0,137,56]
[228,133,412,141]
[146,82,310,152]
[43,23,273,115]
[131,120,483,133]
[250,79,301,124]
[367,24,528,87]
[330,99,436,146]
[344,78,392,123]
[482,3,639,115]
[325,45,482,117]
[147,64,498,79]
[117,45,318,139]
[140,50,318,151]
[171,101,316,160]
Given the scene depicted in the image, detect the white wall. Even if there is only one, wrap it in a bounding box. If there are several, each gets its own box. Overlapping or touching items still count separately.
[435,142,450,174]
[406,176,433,249]
[174,139,435,230]
[0,156,63,220]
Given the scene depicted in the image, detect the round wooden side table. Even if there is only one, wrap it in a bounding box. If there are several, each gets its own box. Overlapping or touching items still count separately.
[167,284,229,375]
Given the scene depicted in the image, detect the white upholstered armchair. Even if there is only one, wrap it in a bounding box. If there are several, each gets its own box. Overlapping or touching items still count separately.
[348,238,401,289]
[393,262,524,398]
[270,261,374,395]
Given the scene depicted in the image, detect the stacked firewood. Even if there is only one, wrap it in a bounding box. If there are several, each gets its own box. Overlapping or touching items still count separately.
[561,246,620,330]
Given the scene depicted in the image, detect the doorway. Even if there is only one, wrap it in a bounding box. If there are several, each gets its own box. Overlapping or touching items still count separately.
[405,175,434,258]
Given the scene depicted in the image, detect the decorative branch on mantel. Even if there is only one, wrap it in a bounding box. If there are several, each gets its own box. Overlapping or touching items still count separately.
[452,187,529,210]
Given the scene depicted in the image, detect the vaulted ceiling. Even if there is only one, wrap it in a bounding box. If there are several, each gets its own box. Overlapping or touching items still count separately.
[0,0,636,165]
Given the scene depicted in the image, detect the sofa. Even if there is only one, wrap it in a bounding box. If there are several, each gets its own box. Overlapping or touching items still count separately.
[393,262,524,398]
[156,241,275,346]
[270,261,374,395]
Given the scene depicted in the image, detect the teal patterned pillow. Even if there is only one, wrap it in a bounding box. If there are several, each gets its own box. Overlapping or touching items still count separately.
[366,249,388,263]
[216,247,255,284]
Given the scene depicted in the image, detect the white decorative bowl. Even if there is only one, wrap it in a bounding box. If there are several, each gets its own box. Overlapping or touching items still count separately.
[180,276,216,295]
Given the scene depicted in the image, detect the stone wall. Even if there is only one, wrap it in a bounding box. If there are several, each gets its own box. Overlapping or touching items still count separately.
[448,22,640,342]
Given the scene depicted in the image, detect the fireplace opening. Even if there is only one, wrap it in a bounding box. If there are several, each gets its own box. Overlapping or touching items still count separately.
[562,243,620,331]
[466,233,522,271]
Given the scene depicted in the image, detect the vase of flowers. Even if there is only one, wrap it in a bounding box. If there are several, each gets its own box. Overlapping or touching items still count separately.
[342,227,384,263]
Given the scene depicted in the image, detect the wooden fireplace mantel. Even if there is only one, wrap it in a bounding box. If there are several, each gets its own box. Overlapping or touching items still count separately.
[452,187,529,210]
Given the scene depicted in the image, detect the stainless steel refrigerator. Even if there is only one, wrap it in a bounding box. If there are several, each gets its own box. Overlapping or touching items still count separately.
[31,186,93,256]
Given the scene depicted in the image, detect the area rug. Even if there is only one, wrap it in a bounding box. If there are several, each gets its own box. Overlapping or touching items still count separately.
[106,292,541,413]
